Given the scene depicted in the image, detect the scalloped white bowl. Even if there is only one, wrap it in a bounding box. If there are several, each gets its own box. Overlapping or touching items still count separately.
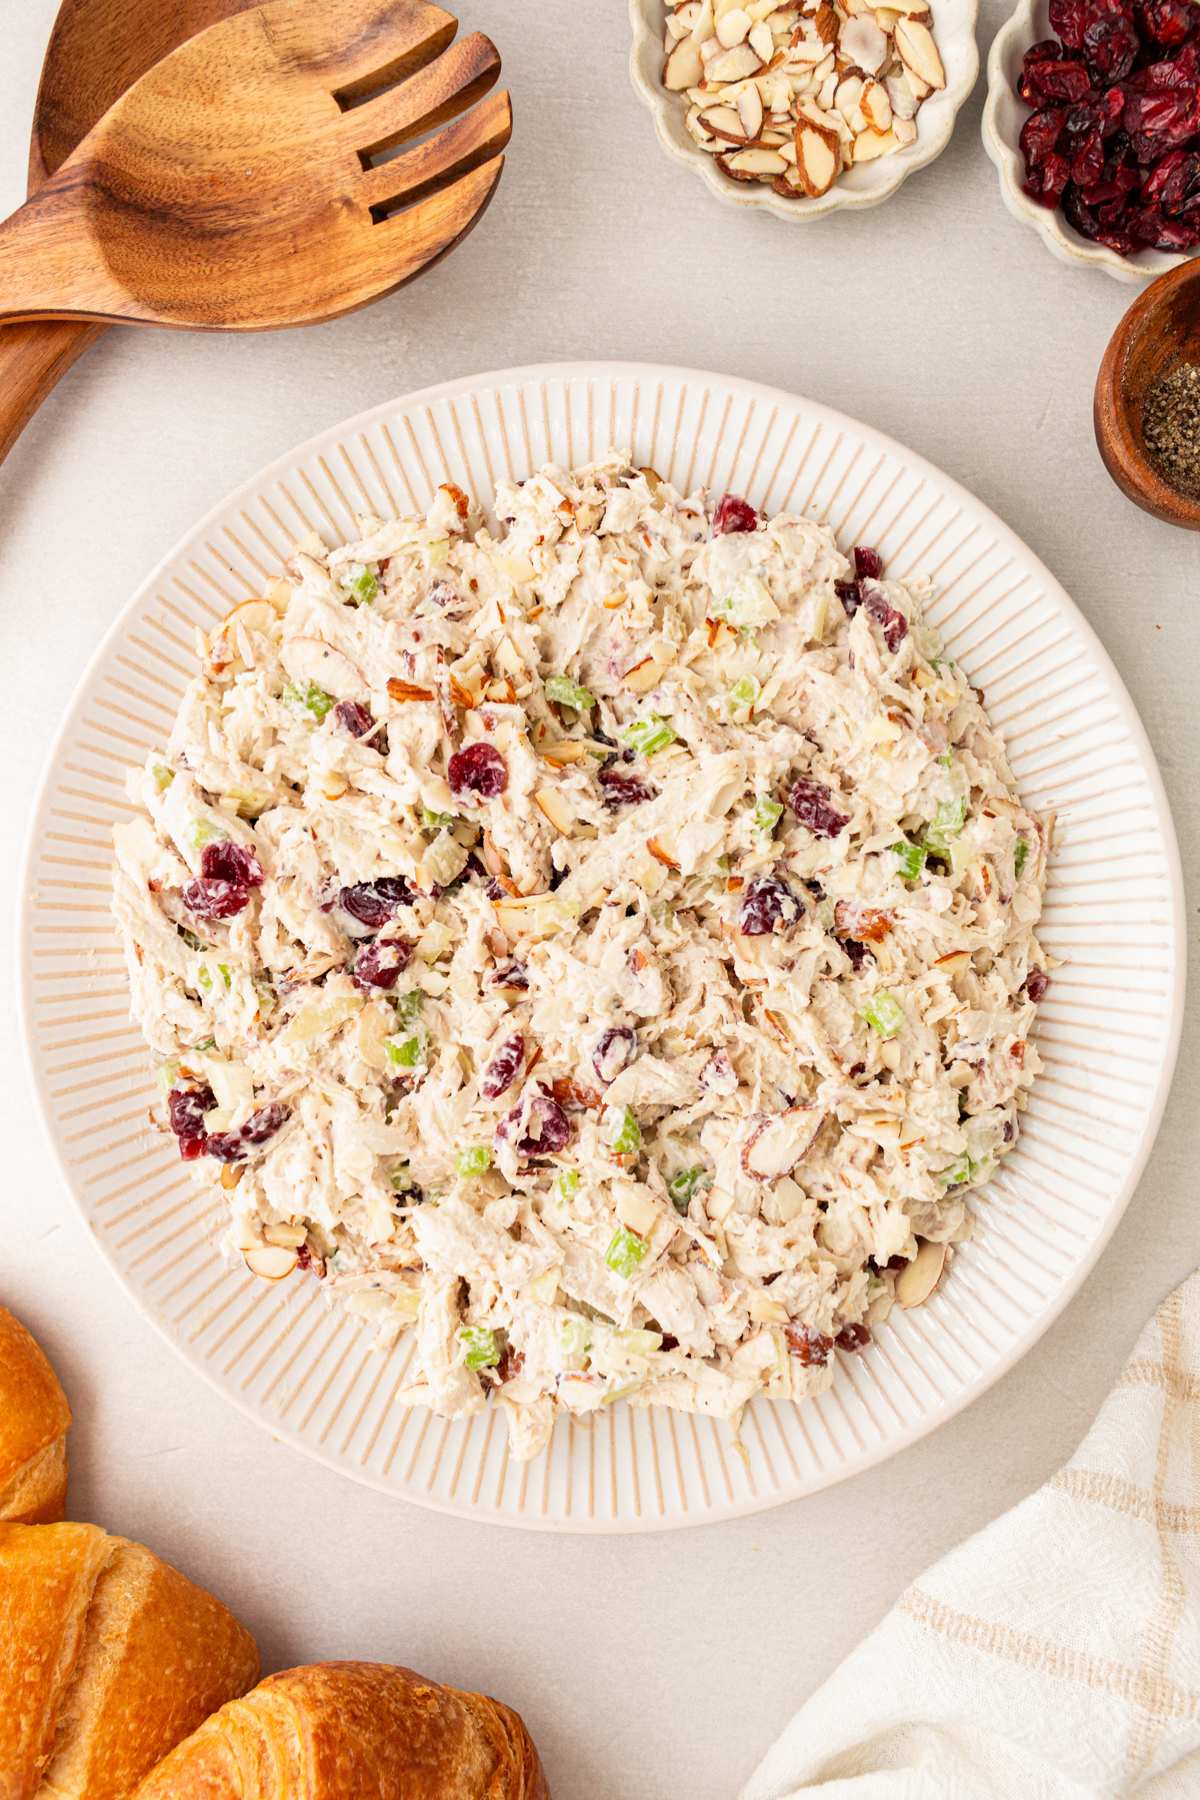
[20,363,1184,1531]
[983,0,1196,282]
[628,0,980,220]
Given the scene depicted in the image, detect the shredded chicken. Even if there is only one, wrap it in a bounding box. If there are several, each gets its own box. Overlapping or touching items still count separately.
[111,456,1050,1460]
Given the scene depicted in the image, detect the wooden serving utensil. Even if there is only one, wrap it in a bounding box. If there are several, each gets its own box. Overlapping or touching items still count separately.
[0,0,511,332]
[1094,258,1200,532]
[0,0,260,463]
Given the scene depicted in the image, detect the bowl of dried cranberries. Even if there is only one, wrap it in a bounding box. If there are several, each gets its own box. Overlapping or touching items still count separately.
[983,0,1200,280]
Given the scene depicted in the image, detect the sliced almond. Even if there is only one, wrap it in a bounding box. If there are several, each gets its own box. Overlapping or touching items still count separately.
[895,1238,947,1308]
[540,740,588,767]
[737,84,765,138]
[622,655,669,693]
[263,1219,308,1248]
[664,36,705,89]
[813,2,840,42]
[615,1182,660,1237]
[646,835,681,870]
[220,1164,243,1191]
[741,1106,825,1180]
[748,1291,790,1324]
[934,949,971,974]
[386,677,436,702]
[533,787,575,835]
[748,18,776,59]
[839,13,888,72]
[894,15,944,89]
[244,1244,298,1282]
[708,42,763,80]
[835,73,865,121]
[793,116,841,196]
[852,126,899,160]
[884,68,918,117]
[716,4,753,44]
[222,598,276,633]
[860,77,892,129]
[701,102,749,141]
[720,146,788,179]
[893,114,918,143]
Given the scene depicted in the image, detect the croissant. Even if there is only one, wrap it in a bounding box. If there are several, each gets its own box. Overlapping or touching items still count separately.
[0,1521,259,1800]
[0,1306,71,1524]
[133,1661,550,1798]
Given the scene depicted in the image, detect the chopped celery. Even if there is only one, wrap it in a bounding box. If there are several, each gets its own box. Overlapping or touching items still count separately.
[940,1153,976,1188]
[339,563,379,606]
[605,1227,648,1279]
[196,962,231,994]
[862,990,905,1038]
[389,1165,416,1193]
[386,1032,425,1068]
[893,839,927,882]
[924,797,966,854]
[187,818,228,850]
[192,1036,216,1052]
[253,978,277,1013]
[622,713,677,756]
[556,1169,581,1201]
[1014,836,1029,878]
[544,675,595,712]
[937,750,954,768]
[667,1165,710,1211]
[615,1328,662,1356]
[420,804,457,832]
[558,1316,591,1360]
[282,679,334,722]
[178,926,206,952]
[753,795,783,835]
[728,674,760,714]
[456,1145,492,1179]
[458,1325,500,1372]
[151,763,174,792]
[393,989,425,1023]
[156,1059,181,1097]
[604,1105,642,1156]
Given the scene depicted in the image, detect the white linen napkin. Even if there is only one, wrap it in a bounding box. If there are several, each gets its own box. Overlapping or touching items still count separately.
[742,1275,1200,1799]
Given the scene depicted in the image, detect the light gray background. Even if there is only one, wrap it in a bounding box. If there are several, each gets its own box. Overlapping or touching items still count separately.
[1,4,1195,1796]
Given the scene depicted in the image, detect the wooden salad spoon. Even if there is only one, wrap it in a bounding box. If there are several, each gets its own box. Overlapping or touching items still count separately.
[0,0,511,332]
[0,0,260,463]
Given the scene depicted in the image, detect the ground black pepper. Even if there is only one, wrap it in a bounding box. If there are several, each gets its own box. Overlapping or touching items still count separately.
[1142,362,1200,500]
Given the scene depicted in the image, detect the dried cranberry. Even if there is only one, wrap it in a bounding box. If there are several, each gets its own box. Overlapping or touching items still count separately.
[206,1102,288,1164]
[1144,147,1200,214]
[1071,130,1107,185]
[784,1324,833,1366]
[481,1034,525,1099]
[835,1322,871,1353]
[1140,0,1194,43]
[864,587,909,652]
[738,873,800,936]
[1021,105,1068,164]
[1083,14,1139,80]
[1048,0,1090,48]
[500,1087,572,1158]
[167,1083,215,1157]
[181,878,251,921]
[335,700,375,737]
[489,960,528,990]
[339,879,412,929]
[495,1342,525,1384]
[447,742,508,800]
[598,768,658,808]
[1124,87,1200,156]
[592,1025,637,1084]
[351,936,413,991]
[853,545,884,579]
[836,579,863,616]
[1020,54,1092,104]
[427,582,459,607]
[788,777,849,838]
[200,841,263,887]
[712,493,759,534]
[837,935,870,970]
[1025,967,1050,1002]
[1024,151,1073,205]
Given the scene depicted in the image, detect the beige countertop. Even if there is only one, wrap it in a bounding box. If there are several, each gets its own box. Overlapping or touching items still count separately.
[2,4,1196,1795]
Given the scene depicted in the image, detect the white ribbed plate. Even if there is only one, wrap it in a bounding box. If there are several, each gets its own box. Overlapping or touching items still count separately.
[20,363,1184,1532]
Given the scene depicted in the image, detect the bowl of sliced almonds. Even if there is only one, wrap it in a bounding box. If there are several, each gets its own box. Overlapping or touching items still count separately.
[629,0,979,218]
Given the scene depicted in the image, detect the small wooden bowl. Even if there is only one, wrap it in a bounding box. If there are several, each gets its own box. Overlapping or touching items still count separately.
[1094,258,1200,530]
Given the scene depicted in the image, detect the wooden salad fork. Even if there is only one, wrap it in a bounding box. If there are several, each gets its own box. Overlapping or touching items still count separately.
[0,0,512,331]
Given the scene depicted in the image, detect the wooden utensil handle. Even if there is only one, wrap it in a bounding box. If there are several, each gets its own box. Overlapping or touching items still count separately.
[0,319,103,464]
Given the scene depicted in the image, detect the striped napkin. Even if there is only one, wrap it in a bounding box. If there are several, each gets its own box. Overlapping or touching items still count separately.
[743,1275,1200,1799]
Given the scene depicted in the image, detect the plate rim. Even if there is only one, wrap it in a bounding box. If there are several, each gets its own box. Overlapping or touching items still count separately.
[17,358,1187,1531]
